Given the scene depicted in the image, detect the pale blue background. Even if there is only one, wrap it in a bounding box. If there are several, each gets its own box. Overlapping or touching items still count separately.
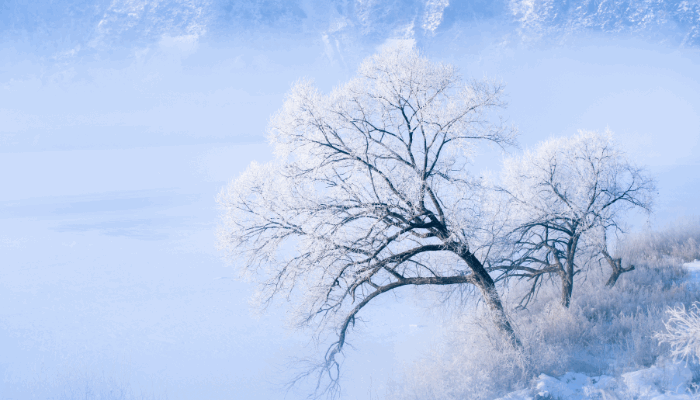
[1,1,699,399]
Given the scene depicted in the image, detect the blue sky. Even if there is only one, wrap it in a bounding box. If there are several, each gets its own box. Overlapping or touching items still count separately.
[1,1,699,399]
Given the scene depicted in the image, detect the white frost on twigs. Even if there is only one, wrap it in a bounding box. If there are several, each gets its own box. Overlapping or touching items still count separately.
[656,302,700,363]
[217,43,517,395]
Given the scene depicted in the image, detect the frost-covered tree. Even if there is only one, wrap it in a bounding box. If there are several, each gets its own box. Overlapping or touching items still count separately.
[217,44,518,395]
[500,130,655,307]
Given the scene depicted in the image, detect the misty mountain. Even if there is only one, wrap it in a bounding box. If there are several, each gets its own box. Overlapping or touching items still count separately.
[2,0,699,58]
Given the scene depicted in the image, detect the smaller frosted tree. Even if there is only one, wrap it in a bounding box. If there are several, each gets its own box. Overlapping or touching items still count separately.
[500,130,655,307]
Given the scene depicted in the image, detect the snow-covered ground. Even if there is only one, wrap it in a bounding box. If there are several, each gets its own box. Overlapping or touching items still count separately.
[495,262,700,400]
[497,362,696,400]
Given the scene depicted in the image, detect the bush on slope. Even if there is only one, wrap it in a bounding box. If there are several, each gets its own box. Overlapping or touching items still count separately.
[390,222,700,400]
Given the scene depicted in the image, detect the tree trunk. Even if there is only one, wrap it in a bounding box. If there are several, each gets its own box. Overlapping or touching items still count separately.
[460,250,522,349]
[606,269,622,288]
[561,236,579,308]
[561,270,573,308]
[602,250,635,288]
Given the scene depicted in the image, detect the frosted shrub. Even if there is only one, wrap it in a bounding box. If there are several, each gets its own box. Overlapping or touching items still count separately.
[388,309,531,400]
[391,257,700,400]
[656,303,700,363]
[618,216,700,264]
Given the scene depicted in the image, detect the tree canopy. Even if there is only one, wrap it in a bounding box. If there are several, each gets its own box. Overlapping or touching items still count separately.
[217,44,519,395]
[499,130,656,307]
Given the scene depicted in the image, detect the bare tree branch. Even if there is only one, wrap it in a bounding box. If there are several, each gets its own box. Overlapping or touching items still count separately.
[217,44,520,397]
[499,130,655,307]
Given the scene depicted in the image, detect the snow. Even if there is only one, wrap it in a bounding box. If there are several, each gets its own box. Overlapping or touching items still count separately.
[494,263,700,400]
[623,362,694,399]
[496,362,696,400]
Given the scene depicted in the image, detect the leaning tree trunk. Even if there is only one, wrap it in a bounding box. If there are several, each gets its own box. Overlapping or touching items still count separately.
[460,250,522,349]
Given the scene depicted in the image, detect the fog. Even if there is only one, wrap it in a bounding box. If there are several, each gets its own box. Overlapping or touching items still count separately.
[1,1,699,398]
